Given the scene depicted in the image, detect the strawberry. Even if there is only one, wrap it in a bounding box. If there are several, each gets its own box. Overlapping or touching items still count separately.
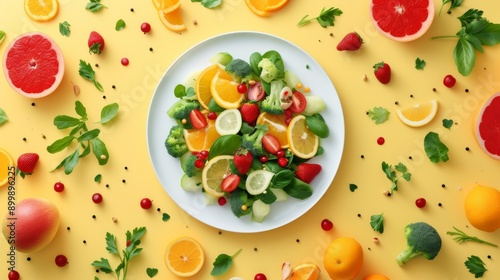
[17,153,39,178]
[373,62,391,84]
[88,31,105,55]
[337,32,363,51]
[233,148,253,175]
[295,163,322,184]
[240,103,260,124]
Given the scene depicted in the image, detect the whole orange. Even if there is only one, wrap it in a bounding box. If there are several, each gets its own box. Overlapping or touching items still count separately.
[324,237,363,280]
[464,184,500,232]
[363,274,390,280]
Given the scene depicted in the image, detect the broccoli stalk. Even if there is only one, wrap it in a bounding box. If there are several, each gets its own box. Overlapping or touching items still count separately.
[396,222,442,266]
[260,80,285,115]
[167,99,200,121]
[165,125,189,158]
[258,58,281,83]
[225,58,254,83]
[242,124,268,157]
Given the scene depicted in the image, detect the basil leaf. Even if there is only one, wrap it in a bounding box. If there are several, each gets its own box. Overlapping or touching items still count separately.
[99,103,119,124]
[249,52,262,75]
[305,114,329,138]
[424,132,449,163]
[75,100,87,118]
[115,19,126,31]
[283,178,312,199]
[201,0,221,8]
[270,169,294,188]
[92,137,109,165]
[54,115,81,129]
[174,84,186,98]
[454,37,475,76]
[464,34,484,53]
[473,22,500,46]
[256,189,277,204]
[208,98,225,112]
[78,128,100,142]
[208,135,242,160]
[47,135,75,153]
[211,254,233,276]
[64,148,80,174]
[0,108,8,126]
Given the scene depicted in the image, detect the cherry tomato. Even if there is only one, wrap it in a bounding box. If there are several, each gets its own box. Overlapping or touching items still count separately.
[55,254,68,267]
[140,198,153,209]
[207,111,217,120]
[54,182,65,192]
[189,109,208,129]
[92,193,103,204]
[289,91,307,114]
[121,58,129,66]
[194,159,205,168]
[254,273,267,280]
[247,82,265,101]
[321,219,334,231]
[237,83,248,94]
[443,74,456,88]
[218,197,227,206]
[140,22,151,33]
[221,174,240,192]
[262,134,281,154]
[277,157,288,167]
[415,198,427,208]
[8,270,20,280]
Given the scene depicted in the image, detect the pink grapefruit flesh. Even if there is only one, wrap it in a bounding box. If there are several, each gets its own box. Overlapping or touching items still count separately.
[370,0,435,42]
[2,32,64,98]
[475,93,500,160]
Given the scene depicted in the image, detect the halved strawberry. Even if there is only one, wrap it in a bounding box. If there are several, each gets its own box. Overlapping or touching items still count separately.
[233,148,253,175]
[295,163,322,184]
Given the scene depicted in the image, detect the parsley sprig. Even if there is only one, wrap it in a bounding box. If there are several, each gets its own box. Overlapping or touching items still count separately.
[439,0,462,15]
[297,7,343,28]
[381,161,411,194]
[432,9,500,76]
[370,213,384,233]
[367,107,390,124]
[86,0,107,12]
[92,227,147,280]
[79,59,104,92]
[465,255,487,278]
[447,227,498,247]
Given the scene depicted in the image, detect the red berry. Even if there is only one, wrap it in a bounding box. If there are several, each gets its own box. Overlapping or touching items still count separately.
[277,157,288,167]
[140,22,151,33]
[198,150,209,160]
[194,159,205,168]
[218,197,227,206]
[121,58,129,66]
[259,155,268,163]
[207,112,217,120]
[321,219,334,231]
[275,150,285,158]
[254,273,267,280]
[54,182,65,192]
[415,198,427,208]
[443,74,456,88]
[92,193,103,204]
[55,254,68,267]
[284,109,293,118]
[8,270,20,280]
[140,198,153,209]
[285,117,292,126]
[237,83,247,94]
[377,137,385,145]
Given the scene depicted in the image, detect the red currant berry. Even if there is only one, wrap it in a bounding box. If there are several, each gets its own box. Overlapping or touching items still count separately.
[275,150,285,158]
[55,254,68,267]
[277,157,288,167]
[237,83,248,94]
[259,155,268,163]
[140,22,151,33]
[254,273,267,280]
[194,159,205,168]
[54,182,65,192]
[443,74,456,88]
[207,112,217,120]
[198,150,209,159]
[377,137,385,145]
[140,198,153,209]
[121,58,129,66]
[8,270,20,280]
[321,219,334,231]
[217,197,227,206]
[92,193,103,204]
[415,198,427,208]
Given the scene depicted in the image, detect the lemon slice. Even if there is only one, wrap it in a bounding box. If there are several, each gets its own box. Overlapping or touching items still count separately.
[246,170,274,195]
[396,100,438,127]
[201,155,232,197]
[215,109,242,135]
[0,148,14,187]
[287,115,319,159]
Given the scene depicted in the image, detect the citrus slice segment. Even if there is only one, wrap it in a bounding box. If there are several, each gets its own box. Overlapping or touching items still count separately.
[202,155,233,197]
[24,0,59,21]
[474,92,500,160]
[184,118,220,152]
[153,0,180,10]
[165,237,204,277]
[158,4,186,32]
[210,71,244,109]
[0,148,14,187]
[215,109,242,135]
[245,0,290,16]
[289,263,321,280]
[246,170,274,195]
[396,100,438,127]
[195,64,221,110]
[256,112,289,148]
[287,115,319,159]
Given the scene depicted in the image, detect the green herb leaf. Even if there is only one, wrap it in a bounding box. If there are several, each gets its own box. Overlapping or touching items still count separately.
[442,119,454,129]
[99,103,119,123]
[79,59,104,92]
[115,19,126,31]
[54,115,82,129]
[447,227,498,247]
[75,100,87,118]
[270,169,294,189]
[64,148,80,175]
[305,114,329,138]
[0,108,8,126]
[86,0,106,12]
[367,107,390,124]
[465,255,487,278]
[78,128,100,142]
[105,232,119,255]
[0,30,5,44]
[162,213,170,221]
[94,174,102,183]
[472,22,500,46]
[208,134,242,160]
[458,9,484,27]
[192,0,222,8]
[297,7,343,28]
[370,213,384,233]
[91,258,113,273]
[454,37,476,76]
[415,57,426,70]
[381,161,411,194]
[211,249,242,276]
[92,137,109,165]
[146,268,158,278]
[349,183,358,192]
[174,84,186,98]
[439,0,462,15]
[47,135,75,154]
[59,21,71,37]
[424,132,449,163]
[283,178,313,199]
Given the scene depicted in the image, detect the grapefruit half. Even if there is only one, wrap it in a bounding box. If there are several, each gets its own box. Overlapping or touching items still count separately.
[370,0,435,42]
[2,32,64,98]
[475,92,500,160]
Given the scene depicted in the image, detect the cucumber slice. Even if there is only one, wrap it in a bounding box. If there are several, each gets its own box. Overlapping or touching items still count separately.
[252,199,270,223]
[203,192,218,205]
[180,174,202,192]
[183,70,200,89]
[270,188,288,202]
[210,52,233,66]
[284,70,302,89]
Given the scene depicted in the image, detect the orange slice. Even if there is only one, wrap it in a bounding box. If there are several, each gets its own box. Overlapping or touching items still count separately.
[256,112,289,148]
[24,0,59,22]
[153,0,179,10]
[195,64,231,110]
[165,237,204,277]
[245,0,290,16]
[184,118,220,152]
[210,71,244,109]
[0,148,14,187]
[289,263,321,280]
[158,4,186,32]
[287,115,319,159]
[396,100,438,127]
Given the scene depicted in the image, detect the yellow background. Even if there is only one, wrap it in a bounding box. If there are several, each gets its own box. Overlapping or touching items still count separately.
[1,0,500,279]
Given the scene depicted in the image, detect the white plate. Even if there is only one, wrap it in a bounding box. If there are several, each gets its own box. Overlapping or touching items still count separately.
[146,31,345,233]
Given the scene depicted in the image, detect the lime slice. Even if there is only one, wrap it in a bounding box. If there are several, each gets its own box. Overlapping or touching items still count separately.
[215,108,242,135]
[246,170,274,195]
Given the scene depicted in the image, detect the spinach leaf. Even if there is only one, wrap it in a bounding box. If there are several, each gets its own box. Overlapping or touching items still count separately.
[424,132,449,163]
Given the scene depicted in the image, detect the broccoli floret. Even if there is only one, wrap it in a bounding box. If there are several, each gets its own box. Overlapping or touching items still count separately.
[396,222,442,266]
[182,154,200,177]
[165,125,188,158]
[260,80,285,115]
[167,99,200,121]
[258,58,281,83]
[225,58,253,83]
[242,124,268,157]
